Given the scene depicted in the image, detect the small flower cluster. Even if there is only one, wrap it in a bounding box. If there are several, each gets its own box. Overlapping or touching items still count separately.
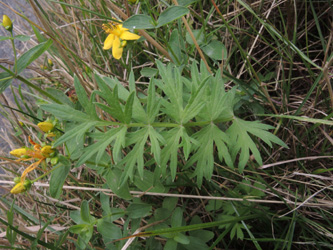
[9,121,57,194]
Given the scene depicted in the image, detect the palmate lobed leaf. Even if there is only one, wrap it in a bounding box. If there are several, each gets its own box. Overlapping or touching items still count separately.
[186,124,232,186]
[119,128,149,183]
[227,118,287,171]
[160,127,184,180]
[53,121,99,147]
[75,126,125,167]
[74,75,98,119]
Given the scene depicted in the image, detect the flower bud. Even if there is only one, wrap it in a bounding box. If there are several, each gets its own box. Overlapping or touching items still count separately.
[41,145,54,158]
[38,121,54,132]
[47,59,53,67]
[10,148,27,158]
[10,180,32,194]
[2,15,12,32]
[46,132,56,137]
[51,156,59,165]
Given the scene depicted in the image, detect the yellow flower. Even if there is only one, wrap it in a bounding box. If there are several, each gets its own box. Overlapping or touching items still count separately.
[38,121,54,132]
[10,180,31,194]
[41,146,54,158]
[103,21,140,59]
[10,148,27,158]
[2,15,12,31]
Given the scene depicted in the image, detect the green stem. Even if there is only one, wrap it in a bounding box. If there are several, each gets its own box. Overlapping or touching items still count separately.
[32,160,64,183]
[10,31,18,74]
[99,117,235,129]
[0,65,61,104]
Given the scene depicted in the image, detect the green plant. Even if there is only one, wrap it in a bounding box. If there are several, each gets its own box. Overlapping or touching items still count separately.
[40,59,286,198]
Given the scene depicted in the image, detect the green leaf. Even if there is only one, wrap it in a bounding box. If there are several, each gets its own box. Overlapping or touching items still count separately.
[168,29,185,64]
[148,126,165,165]
[17,39,53,73]
[141,68,158,78]
[164,239,178,250]
[74,75,97,118]
[69,224,86,234]
[75,126,124,167]
[174,233,190,244]
[156,6,189,28]
[123,14,156,29]
[14,35,31,41]
[0,40,52,93]
[95,84,125,122]
[127,203,152,219]
[120,127,149,181]
[124,92,135,124]
[49,156,71,199]
[40,104,92,122]
[161,127,183,180]
[0,36,11,41]
[156,61,184,122]
[46,87,74,107]
[133,170,166,193]
[54,121,98,147]
[190,230,214,243]
[201,40,227,60]
[0,71,13,93]
[178,0,198,7]
[171,207,183,228]
[112,126,127,163]
[185,29,204,46]
[105,168,132,200]
[162,197,178,212]
[97,219,122,240]
[147,79,161,123]
[80,201,94,224]
[182,76,208,123]
[186,124,232,186]
[102,75,147,122]
[227,118,286,171]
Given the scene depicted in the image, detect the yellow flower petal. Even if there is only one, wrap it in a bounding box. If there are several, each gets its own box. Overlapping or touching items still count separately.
[10,148,27,158]
[117,24,128,31]
[120,31,140,40]
[112,37,123,60]
[103,34,115,50]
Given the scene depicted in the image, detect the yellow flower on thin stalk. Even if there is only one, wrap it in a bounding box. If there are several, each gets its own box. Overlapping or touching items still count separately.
[102,21,140,59]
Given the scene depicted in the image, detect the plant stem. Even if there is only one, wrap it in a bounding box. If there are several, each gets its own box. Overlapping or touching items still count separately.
[10,31,18,74]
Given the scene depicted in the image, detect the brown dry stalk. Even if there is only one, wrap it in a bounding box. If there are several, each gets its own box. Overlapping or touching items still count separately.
[172,0,212,74]
[1,181,332,208]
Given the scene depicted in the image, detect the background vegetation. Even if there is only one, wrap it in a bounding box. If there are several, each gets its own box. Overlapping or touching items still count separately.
[0,0,332,249]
